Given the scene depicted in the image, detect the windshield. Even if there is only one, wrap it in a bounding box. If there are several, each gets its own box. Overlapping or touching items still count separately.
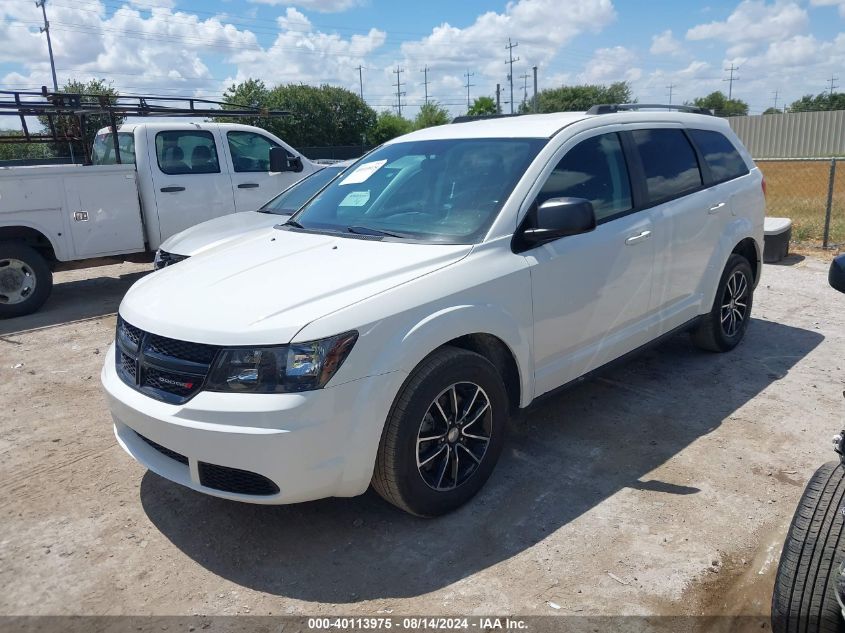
[91,132,136,165]
[259,165,344,215]
[288,138,546,243]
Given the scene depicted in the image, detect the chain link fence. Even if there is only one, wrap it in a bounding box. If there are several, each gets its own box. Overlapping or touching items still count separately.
[756,158,843,248]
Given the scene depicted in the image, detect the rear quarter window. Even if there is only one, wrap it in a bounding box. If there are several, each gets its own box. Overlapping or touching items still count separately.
[687,129,750,184]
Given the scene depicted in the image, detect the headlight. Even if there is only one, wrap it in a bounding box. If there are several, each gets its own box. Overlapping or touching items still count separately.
[154,250,189,270]
[205,331,358,394]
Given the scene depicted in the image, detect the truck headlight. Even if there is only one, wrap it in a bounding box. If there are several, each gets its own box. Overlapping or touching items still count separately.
[205,331,358,394]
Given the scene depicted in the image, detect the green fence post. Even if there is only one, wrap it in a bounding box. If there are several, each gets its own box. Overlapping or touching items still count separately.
[823,158,837,249]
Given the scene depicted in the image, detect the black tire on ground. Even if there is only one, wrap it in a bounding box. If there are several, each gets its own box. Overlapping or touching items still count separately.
[372,346,508,517]
[691,252,754,352]
[0,241,53,319]
[772,461,845,633]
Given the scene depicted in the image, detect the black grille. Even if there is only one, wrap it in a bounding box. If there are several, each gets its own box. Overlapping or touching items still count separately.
[137,432,189,465]
[147,334,218,365]
[154,250,190,270]
[116,317,220,404]
[198,462,280,496]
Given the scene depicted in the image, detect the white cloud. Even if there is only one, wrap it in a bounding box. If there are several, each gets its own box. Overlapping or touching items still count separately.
[577,46,642,84]
[809,0,845,17]
[686,1,809,56]
[248,0,364,12]
[650,30,683,56]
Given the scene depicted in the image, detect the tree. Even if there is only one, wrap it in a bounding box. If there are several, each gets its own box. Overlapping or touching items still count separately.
[218,81,377,148]
[467,96,497,116]
[36,78,122,157]
[789,92,845,112]
[689,91,748,117]
[369,111,413,145]
[0,130,52,162]
[762,107,782,115]
[529,82,634,113]
[414,102,450,129]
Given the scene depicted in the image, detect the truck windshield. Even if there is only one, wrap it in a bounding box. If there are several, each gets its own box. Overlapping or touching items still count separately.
[91,132,136,165]
[258,164,344,215]
[287,137,546,244]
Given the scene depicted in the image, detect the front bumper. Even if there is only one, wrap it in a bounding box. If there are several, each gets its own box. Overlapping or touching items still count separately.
[101,344,404,504]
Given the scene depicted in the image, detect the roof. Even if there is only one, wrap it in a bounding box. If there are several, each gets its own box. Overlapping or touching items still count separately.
[388,110,731,143]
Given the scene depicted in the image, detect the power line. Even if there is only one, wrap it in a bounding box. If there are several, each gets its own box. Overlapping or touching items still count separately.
[35,0,58,92]
[393,66,405,117]
[505,38,519,115]
[421,66,430,105]
[723,64,739,100]
[464,69,475,110]
[827,75,839,99]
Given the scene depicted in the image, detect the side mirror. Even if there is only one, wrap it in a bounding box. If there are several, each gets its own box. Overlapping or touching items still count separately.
[270,147,304,173]
[830,254,845,293]
[514,197,596,251]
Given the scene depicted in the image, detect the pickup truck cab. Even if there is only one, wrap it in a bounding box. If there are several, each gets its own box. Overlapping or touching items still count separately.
[102,107,765,516]
[154,161,349,268]
[0,121,317,317]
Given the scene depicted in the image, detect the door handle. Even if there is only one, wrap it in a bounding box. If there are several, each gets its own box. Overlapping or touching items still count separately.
[238,183,259,189]
[160,186,185,193]
[708,202,726,214]
[625,230,652,245]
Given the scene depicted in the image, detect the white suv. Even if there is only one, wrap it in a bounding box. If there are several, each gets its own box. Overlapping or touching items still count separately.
[101,106,765,517]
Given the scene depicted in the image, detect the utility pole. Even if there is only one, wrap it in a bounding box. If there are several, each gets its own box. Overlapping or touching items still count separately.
[772,89,779,111]
[505,38,519,114]
[827,76,839,99]
[355,65,364,102]
[496,83,501,114]
[532,65,538,113]
[420,66,430,105]
[666,83,675,104]
[393,66,405,117]
[35,0,58,92]
[723,64,739,100]
[464,69,475,110]
[519,72,530,110]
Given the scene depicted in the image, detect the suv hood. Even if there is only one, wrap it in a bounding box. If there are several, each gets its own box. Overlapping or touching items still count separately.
[159,211,281,257]
[121,228,472,345]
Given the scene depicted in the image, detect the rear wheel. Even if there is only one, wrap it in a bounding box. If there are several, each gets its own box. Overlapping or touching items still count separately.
[372,346,508,517]
[0,242,52,318]
[772,461,845,633]
[691,253,753,352]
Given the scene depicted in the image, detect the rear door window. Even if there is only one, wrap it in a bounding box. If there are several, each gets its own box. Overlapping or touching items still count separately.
[155,131,220,175]
[631,129,703,205]
[687,129,749,183]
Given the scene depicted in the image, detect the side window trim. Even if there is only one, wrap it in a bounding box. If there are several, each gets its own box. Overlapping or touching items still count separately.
[682,128,715,186]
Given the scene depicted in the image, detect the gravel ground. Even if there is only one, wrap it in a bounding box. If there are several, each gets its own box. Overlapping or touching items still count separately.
[0,255,842,620]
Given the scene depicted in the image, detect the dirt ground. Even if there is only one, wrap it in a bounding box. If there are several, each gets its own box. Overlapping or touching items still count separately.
[0,254,843,620]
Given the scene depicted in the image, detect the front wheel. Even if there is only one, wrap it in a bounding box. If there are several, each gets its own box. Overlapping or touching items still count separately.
[691,253,754,352]
[0,242,53,319]
[372,346,508,517]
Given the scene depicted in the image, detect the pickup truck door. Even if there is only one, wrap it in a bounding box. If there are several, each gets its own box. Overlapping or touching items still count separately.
[222,129,310,212]
[146,128,235,243]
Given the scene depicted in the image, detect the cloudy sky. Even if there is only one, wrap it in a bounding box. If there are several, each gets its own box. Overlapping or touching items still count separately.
[1,0,844,117]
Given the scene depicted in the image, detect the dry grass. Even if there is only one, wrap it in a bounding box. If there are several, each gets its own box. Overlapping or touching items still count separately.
[757,159,845,246]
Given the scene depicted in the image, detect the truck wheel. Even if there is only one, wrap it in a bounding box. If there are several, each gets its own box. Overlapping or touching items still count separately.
[691,253,754,352]
[372,346,508,517]
[0,242,53,318]
[772,461,845,633]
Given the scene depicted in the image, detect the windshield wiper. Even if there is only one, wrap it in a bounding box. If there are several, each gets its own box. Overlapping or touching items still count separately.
[285,218,305,228]
[347,225,411,239]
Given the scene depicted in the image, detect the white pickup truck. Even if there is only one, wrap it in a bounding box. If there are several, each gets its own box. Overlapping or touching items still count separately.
[0,121,318,317]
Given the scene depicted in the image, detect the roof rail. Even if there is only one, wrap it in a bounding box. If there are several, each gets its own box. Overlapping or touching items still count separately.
[451,113,520,124]
[586,103,714,116]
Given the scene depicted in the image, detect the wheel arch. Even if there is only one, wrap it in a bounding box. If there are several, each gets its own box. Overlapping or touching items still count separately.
[0,224,62,264]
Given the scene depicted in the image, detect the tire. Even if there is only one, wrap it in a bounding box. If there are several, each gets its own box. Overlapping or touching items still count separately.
[0,242,53,319]
[691,253,754,352]
[372,346,508,517]
[772,461,845,633]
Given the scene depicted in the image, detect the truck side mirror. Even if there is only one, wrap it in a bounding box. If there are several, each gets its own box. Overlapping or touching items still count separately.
[830,254,845,293]
[270,147,303,173]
